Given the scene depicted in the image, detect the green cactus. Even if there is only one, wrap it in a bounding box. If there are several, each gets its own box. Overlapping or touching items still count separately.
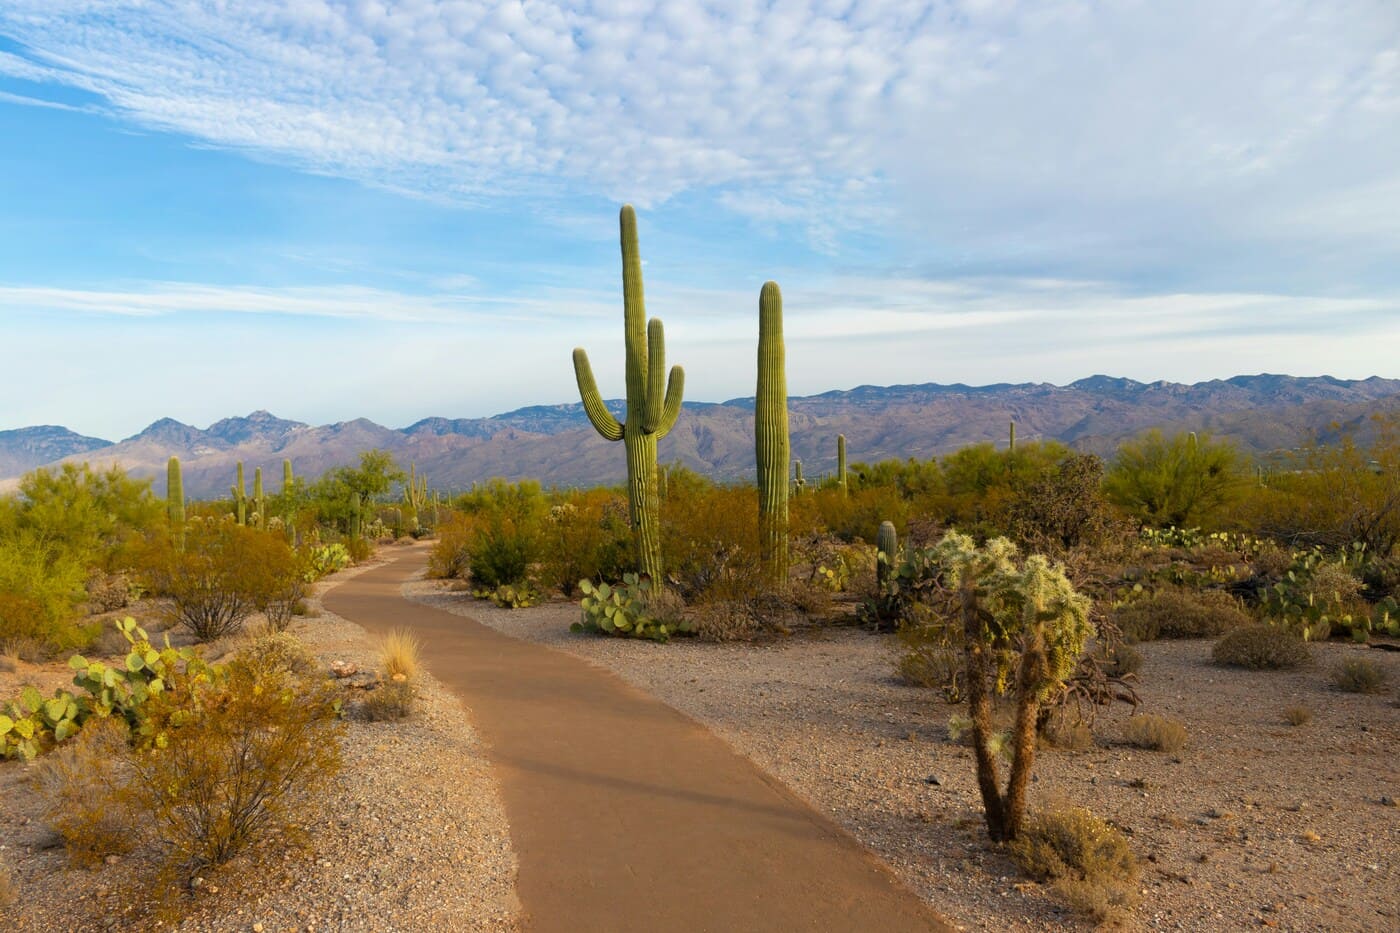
[253,467,266,528]
[837,434,848,496]
[231,462,247,525]
[794,460,806,496]
[166,456,185,552]
[282,459,296,543]
[877,520,898,591]
[403,463,427,531]
[348,491,362,540]
[1009,420,1017,453]
[572,205,685,584]
[756,281,790,584]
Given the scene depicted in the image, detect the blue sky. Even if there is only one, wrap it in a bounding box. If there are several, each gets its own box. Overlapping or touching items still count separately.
[1,1,1398,439]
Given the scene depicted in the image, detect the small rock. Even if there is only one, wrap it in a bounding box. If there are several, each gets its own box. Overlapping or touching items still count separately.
[924,775,941,786]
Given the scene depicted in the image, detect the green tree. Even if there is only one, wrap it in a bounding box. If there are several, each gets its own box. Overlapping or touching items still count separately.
[1103,430,1239,527]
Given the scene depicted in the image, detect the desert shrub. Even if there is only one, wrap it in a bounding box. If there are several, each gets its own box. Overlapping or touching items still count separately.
[1041,712,1095,751]
[1096,642,1143,678]
[0,856,13,908]
[1284,706,1312,726]
[130,657,343,877]
[1332,658,1387,694]
[1213,625,1310,670]
[1113,587,1252,641]
[85,569,132,613]
[344,535,374,563]
[360,680,414,721]
[689,601,761,642]
[1104,429,1240,528]
[139,520,304,641]
[33,717,140,866]
[661,476,763,601]
[1006,454,1127,555]
[428,512,474,579]
[379,628,420,682]
[0,535,92,653]
[537,491,633,595]
[236,630,317,677]
[1009,806,1139,925]
[7,463,162,573]
[1122,714,1188,752]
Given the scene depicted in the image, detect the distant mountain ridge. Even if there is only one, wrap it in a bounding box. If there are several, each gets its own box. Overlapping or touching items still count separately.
[2,374,1398,498]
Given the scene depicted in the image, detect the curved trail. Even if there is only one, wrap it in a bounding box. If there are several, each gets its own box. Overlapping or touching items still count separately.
[325,547,952,933]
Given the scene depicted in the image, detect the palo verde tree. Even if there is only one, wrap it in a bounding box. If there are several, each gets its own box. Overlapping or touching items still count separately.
[572,205,685,583]
[1103,429,1238,527]
[933,532,1092,842]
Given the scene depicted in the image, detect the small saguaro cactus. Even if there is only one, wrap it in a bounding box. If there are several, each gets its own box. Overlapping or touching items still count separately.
[1009,420,1017,453]
[572,205,685,584]
[793,460,806,496]
[403,463,427,530]
[876,520,898,590]
[349,491,362,539]
[756,281,790,585]
[837,434,848,496]
[231,462,247,526]
[253,467,266,528]
[166,456,185,552]
[282,459,296,542]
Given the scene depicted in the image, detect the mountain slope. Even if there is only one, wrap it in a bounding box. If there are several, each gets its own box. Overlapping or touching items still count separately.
[3,374,1397,497]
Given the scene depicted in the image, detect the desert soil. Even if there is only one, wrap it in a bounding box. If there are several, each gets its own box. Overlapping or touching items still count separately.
[0,555,519,933]
[408,578,1400,933]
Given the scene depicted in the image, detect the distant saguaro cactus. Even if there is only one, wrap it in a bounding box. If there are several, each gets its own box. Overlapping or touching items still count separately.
[167,457,185,551]
[349,491,362,539]
[281,459,296,544]
[837,434,848,496]
[572,205,685,583]
[756,281,790,585]
[253,467,266,528]
[403,463,427,530]
[231,462,247,526]
[1009,420,1017,453]
[793,460,806,496]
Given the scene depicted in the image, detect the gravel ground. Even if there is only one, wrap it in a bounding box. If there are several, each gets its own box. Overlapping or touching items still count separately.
[408,580,1400,933]
[0,560,519,933]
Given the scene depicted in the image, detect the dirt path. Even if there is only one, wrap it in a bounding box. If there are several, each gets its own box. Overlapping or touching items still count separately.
[324,547,951,933]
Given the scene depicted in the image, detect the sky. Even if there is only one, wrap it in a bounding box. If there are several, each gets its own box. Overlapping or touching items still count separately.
[0,0,1398,440]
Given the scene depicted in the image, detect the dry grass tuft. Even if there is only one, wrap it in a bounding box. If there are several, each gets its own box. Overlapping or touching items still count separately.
[1042,712,1095,751]
[0,855,15,909]
[31,717,141,867]
[361,680,415,721]
[1332,658,1387,694]
[1122,714,1188,753]
[1283,706,1313,726]
[379,628,421,682]
[1010,806,1139,926]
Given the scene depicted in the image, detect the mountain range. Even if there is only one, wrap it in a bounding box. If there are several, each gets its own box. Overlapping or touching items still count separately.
[2,374,1398,499]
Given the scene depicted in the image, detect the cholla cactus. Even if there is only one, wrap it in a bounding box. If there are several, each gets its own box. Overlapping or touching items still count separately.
[572,205,685,583]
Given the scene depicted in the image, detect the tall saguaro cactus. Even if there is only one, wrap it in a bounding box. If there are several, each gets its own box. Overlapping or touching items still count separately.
[349,491,362,540]
[232,462,247,526]
[282,459,296,543]
[756,281,790,584]
[572,205,685,583]
[403,463,427,530]
[167,457,185,551]
[1009,421,1017,453]
[253,467,266,528]
[837,434,848,496]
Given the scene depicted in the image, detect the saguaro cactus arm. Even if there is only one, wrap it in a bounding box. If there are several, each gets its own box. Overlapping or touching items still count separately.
[573,348,625,441]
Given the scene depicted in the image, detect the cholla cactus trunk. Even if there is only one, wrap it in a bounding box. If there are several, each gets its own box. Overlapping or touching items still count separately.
[1009,421,1017,453]
[253,468,266,528]
[756,281,790,585]
[349,491,362,539]
[876,520,898,590]
[837,434,848,496]
[232,462,247,526]
[572,205,685,584]
[166,457,185,552]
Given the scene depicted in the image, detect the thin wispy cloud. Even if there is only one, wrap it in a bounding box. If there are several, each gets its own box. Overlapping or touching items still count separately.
[3,2,1394,278]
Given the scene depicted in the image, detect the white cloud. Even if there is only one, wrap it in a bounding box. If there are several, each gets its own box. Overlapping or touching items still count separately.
[3,1,1394,277]
[3,273,1395,438]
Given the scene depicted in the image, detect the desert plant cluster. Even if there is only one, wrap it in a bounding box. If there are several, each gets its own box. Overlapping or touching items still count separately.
[2,206,1397,928]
